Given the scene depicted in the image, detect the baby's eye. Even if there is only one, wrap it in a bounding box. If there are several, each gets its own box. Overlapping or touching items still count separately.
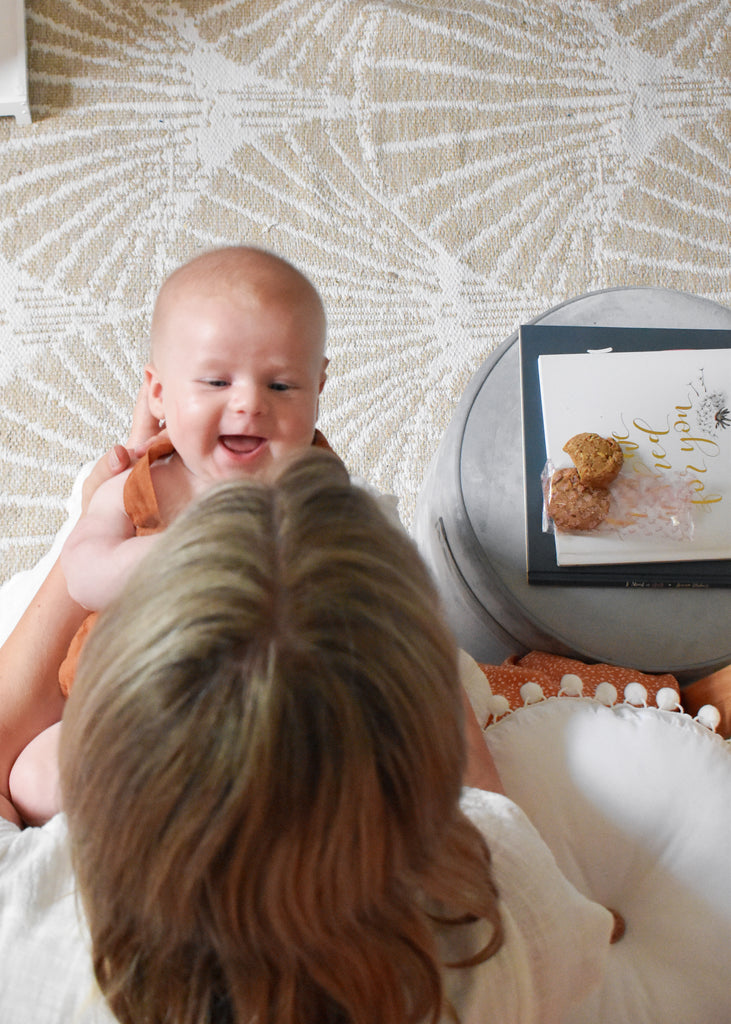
[269,382,291,392]
[201,379,229,388]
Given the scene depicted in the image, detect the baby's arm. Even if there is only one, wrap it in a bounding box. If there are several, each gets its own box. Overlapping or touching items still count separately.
[0,446,134,822]
[0,385,163,822]
[61,470,161,611]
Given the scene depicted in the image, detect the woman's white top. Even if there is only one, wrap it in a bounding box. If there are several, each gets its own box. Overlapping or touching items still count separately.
[0,789,611,1024]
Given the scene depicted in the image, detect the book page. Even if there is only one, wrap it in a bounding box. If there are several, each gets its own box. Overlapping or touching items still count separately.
[538,348,731,565]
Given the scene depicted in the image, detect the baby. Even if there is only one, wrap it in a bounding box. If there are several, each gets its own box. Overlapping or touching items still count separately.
[9,245,330,824]
[64,245,329,609]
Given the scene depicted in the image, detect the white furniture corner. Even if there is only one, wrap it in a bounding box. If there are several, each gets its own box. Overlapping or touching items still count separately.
[0,0,30,126]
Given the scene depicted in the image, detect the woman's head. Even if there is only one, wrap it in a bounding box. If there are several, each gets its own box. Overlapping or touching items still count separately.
[60,449,500,1024]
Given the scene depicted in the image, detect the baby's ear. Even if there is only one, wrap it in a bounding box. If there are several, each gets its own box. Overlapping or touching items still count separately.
[145,364,165,420]
[319,356,329,393]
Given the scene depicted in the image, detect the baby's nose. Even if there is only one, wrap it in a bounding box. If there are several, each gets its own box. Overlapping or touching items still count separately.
[229,381,265,415]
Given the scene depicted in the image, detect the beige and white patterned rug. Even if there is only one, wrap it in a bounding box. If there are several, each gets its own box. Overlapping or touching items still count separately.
[0,0,729,584]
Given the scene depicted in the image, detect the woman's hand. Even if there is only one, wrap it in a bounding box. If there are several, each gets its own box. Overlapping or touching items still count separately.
[80,381,170,514]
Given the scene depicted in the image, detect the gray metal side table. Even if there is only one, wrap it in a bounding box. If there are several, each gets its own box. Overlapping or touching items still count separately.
[413,287,731,682]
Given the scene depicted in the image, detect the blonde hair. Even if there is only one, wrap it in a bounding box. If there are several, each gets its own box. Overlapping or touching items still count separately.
[60,449,502,1024]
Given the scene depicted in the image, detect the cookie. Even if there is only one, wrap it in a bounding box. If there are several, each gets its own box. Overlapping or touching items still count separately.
[562,432,623,487]
[547,467,610,532]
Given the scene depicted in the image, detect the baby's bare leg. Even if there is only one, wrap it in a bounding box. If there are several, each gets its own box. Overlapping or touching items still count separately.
[9,722,62,826]
[0,562,83,814]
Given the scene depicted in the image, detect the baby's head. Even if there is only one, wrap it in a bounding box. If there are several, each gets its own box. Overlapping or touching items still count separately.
[146,246,328,483]
[60,449,500,1024]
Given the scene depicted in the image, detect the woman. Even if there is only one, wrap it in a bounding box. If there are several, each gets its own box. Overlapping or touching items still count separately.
[0,449,612,1023]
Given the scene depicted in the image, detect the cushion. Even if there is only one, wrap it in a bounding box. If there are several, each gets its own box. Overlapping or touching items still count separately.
[476,651,680,720]
[485,698,731,1024]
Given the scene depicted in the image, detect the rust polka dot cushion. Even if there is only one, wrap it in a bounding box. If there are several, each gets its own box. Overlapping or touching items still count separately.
[474,651,680,724]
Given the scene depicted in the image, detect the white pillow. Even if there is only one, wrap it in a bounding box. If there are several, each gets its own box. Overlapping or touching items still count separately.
[486,699,731,1024]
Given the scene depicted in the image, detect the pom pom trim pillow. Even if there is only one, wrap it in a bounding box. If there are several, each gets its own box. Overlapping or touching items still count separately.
[485,697,731,1024]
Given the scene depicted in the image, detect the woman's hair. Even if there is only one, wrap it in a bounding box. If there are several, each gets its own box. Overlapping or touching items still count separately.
[60,449,502,1024]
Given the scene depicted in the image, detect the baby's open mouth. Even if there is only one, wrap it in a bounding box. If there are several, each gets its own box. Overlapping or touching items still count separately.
[220,435,265,454]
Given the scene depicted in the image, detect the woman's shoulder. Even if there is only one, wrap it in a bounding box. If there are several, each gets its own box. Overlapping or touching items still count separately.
[0,815,113,1023]
[459,785,536,846]
[456,787,612,1024]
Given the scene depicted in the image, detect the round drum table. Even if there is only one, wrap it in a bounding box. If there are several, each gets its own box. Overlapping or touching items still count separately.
[413,287,731,681]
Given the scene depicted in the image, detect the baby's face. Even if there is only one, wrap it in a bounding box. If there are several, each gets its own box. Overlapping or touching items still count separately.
[147,287,327,485]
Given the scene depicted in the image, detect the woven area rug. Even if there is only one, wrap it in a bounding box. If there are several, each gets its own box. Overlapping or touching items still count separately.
[0,0,729,583]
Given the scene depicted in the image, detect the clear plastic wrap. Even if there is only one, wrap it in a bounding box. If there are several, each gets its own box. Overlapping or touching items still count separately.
[542,461,696,541]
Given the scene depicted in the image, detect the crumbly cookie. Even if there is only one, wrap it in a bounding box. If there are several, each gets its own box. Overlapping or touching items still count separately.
[562,432,623,488]
[547,467,610,532]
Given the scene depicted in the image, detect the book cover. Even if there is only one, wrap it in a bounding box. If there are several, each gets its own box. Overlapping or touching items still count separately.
[520,324,731,586]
